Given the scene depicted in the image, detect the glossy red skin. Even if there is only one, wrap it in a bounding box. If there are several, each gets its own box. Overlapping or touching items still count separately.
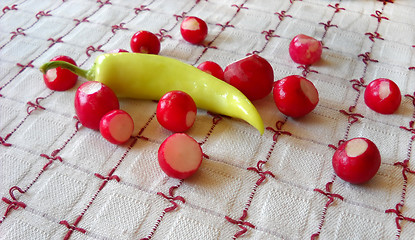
[43,55,78,91]
[74,82,119,130]
[156,91,197,132]
[158,133,203,179]
[273,75,319,118]
[289,34,322,65]
[180,16,208,44]
[332,138,381,184]
[197,61,224,80]
[100,109,134,145]
[130,30,160,54]
[364,78,401,114]
[223,54,274,101]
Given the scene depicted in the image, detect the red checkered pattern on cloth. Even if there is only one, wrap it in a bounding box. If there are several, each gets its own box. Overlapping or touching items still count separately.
[1,0,415,239]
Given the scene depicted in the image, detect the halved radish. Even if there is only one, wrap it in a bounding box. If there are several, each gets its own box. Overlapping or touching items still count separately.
[100,110,134,145]
[158,133,203,179]
[332,138,381,184]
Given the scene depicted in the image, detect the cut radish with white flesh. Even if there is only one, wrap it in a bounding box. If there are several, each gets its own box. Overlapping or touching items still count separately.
[289,34,322,65]
[332,137,381,184]
[180,16,208,44]
[364,78,401,114]
[100,110,134,145]
[74,81,119,130]
[158,133,203,179]
[273,75,319,118]
[156,91,197,133]
[43,55,78,91]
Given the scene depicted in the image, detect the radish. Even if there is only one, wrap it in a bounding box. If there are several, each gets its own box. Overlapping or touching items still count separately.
[180,16,208,44]
[289,34,322,65]
[223,54,274,101]
[197,61,224,80]
[43,55,78,91]
[158,133,203,179]
[100,110,134,145]
[364,78,401,114]
[273,75,319,118]
[130,30,161,54]
[74,81,119,130]
[156,91,197,132]
[332,138,381,184]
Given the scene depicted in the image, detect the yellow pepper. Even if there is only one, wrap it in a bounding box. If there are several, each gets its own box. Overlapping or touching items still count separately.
[40,53,264,134]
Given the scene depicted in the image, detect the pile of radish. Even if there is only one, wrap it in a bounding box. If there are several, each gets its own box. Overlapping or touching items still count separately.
[40,17,404,183]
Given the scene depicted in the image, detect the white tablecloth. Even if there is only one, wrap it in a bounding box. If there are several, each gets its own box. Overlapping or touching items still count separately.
[1,0,415,239]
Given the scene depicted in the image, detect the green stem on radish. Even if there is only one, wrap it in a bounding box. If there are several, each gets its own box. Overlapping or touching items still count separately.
[39,61,95,81]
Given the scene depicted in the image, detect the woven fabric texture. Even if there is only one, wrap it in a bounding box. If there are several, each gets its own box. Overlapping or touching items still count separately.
[1,0,415,239]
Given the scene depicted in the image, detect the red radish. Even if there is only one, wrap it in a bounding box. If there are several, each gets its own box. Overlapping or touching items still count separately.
[130,30,160,54]
[108,49,128,53]
[273,75,319,118]
[158,133,203,179]
[180,16,208,44]
[157,91,197,132]
[364,78,401,114]
[43,55,78,91]
[289,34,322,65]
[74,81,119,130]
[197,61,224,80]
[223,54,274,101]
[100,110,134,145]
[332,138,381,184]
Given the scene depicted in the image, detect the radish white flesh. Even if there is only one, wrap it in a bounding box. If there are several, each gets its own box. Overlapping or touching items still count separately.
[100,110,134,145]
[158,133,203,179]
[345,138,367,157]
[300,78,319,105]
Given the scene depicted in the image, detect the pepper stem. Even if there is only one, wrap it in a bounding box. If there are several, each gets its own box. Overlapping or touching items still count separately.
[39,61,93,80]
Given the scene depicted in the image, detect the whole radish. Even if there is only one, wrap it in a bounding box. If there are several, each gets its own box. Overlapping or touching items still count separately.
[364,78,401,114]
[273,75,319,118]
[43,55,78,91]
[75,81,119,130]
[158,133,203,179]
[130,30,160,54]
[180,16,208,44]
[156,91,197,132]
[100,109,134,145]
[224,54,274,101]
[197,61,224,80]
[332,138,381,184]
[289,34,322,65]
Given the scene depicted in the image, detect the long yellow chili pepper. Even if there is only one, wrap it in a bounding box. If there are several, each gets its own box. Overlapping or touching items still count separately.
[39,53,264,134]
